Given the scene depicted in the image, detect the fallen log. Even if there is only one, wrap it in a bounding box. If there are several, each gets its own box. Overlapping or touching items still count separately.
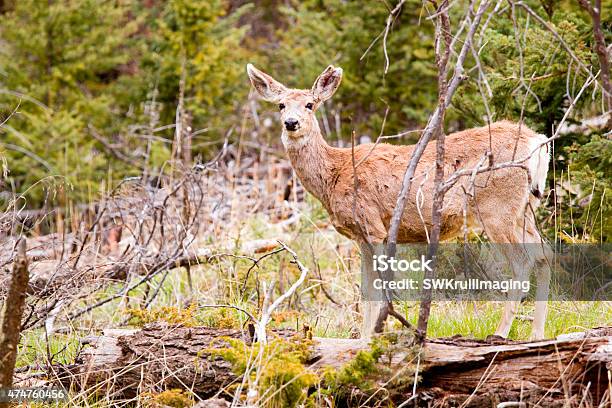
[58,324,611,407]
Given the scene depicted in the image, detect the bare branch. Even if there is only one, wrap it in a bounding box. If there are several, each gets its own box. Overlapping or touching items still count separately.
[386,0,491,257]
[254,241,309,344]
[576,0,612,113]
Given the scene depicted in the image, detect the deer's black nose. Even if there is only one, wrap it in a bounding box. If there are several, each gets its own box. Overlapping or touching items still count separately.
[284,118,299,131]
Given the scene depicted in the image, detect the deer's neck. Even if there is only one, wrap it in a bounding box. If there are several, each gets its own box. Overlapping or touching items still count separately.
[283,124,337,207]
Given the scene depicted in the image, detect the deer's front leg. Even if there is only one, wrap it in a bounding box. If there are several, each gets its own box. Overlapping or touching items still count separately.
[360,241,387,340]
[495,300,520,338]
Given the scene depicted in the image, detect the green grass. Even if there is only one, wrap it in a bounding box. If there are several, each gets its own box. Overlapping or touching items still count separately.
[17,329,81,368]
[12,194,611,407]
[395,300,610,340]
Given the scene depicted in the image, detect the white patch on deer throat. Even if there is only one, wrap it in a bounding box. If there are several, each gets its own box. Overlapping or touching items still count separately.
[281,130,309,150]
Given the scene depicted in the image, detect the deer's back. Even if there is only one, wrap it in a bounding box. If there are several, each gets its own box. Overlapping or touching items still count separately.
[326,121,541,243]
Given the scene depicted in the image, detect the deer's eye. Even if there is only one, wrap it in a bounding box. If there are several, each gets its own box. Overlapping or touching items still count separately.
[278,103,285,110]
[305,103,314,110]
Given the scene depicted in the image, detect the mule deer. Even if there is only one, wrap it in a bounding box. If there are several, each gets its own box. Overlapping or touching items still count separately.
[247,64,551,340]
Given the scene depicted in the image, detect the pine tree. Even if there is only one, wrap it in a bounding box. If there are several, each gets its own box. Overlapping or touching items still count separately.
[142,0,252,161]
[0,0,139,206]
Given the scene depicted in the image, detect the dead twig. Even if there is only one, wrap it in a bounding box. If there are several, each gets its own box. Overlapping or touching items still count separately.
[416,0,454,337]
[386,0,491,259]
[575,0,612,115]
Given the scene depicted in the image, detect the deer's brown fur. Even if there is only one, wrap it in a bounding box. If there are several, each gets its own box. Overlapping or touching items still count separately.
[285,119,547,245]
[247,64,551,340]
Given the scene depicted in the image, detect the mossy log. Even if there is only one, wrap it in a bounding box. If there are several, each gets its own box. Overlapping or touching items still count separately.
[60,324,612,407]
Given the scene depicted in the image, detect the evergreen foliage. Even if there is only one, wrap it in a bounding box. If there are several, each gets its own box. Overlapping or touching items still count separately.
[0,0,609,239]
[0,0,139,203]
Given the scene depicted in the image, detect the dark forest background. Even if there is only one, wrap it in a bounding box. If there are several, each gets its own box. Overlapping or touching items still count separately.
[0,0,610,241]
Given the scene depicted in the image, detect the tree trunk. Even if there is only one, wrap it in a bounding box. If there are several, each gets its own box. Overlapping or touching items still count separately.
[59,324,612,407]
[0,238,29,407]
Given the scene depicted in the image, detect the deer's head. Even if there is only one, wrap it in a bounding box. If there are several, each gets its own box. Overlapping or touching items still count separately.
[247,64,343,147]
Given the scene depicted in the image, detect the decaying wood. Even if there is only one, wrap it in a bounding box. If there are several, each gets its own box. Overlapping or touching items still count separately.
[0,239,29,399]
[58,324,297,399]
[59,324,612,407]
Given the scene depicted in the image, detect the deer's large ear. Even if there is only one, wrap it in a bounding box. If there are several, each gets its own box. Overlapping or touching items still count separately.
[312,65,343,102]
[246,64,287,102]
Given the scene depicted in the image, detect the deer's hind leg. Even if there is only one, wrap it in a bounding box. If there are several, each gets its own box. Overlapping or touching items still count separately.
[485,218,551,339]
[520,215,552,340]
[491,240,531,338]
[473,197,528,338]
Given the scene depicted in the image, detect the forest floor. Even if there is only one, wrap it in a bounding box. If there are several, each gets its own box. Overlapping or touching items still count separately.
[5,156,611,407]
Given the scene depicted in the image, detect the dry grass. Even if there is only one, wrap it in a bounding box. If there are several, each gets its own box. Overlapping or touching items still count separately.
[1,153,609,407]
